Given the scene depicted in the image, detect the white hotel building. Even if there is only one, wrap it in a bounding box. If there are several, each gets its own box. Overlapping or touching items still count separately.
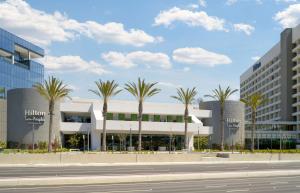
[5,88,213,151]
[60,99,212,150]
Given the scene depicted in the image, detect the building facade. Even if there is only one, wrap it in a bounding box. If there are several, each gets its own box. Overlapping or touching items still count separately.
[240,25,300,148]
[7,88,213,151]
[7,89,60,147]
[0,28,44,96]
[0,28,44,143]
[199,100,245,148]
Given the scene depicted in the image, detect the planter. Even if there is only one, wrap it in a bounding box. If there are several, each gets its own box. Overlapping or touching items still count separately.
[127,146,135,151]
[158,146,166,151]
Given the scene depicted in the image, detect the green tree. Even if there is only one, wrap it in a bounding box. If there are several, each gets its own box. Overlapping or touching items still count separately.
[205,85,238,151]
[171,87,197,150]
[125,78,161,151]
[68,133,81,149]
[0,87,5,99]
[34,76,72,152]
[240,93,268,152]
[89,80,122,151]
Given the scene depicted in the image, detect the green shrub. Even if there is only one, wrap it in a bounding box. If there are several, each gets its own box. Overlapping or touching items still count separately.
[67,133,81,149]
[38,141,47,149]
[0,141,6,148]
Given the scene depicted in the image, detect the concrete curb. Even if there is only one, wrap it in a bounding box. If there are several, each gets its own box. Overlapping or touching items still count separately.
[1,170,300,187]
[1,160,300,167]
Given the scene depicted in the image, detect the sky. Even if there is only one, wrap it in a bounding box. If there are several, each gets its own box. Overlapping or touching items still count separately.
[1,0,300,103]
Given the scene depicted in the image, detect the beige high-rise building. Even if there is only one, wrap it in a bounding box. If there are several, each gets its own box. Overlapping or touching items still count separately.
[240,26,300,148]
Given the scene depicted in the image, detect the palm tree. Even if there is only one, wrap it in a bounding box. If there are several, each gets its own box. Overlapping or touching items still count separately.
[34,76,72,152]
[125,78,161,151]
[240,93,268,152]
[171,87,197,150]
[89,80,122,151]
[205,85,238,151]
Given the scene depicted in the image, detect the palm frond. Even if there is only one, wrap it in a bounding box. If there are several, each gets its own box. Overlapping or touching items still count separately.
[90,80,122,102]
[33,76,72,102]
[171,87,197,105]
[125,78,161,101]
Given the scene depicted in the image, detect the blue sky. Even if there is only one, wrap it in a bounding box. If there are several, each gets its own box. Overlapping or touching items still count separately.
[1,0,299,102]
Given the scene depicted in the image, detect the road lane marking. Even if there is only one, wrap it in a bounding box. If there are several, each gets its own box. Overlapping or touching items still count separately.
[270,181,288,185]
[226,189,249,192]
[205,185,227,188]
[91,189,152,193]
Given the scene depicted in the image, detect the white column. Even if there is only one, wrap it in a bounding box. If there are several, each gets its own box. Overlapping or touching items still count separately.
[91,129,100,150]
[11,55,14,64]
[188,134,194,151]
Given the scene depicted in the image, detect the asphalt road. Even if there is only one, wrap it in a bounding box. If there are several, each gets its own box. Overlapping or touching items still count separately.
[0,175,300,193]
[0,162,300,178]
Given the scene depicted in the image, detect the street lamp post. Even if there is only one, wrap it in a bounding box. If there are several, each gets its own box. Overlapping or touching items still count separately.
[129,126,132,150]
[112,135,114,153]
[87,129,90,151]
[197,127,200,151]
[231,127,234,154]
[31,123,35,150]
[83,134,85,152]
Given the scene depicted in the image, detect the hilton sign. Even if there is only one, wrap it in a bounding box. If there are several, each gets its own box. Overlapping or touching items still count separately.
[226,118,240,130]
[24,109,46,122]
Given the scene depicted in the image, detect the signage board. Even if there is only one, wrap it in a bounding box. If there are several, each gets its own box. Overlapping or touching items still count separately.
[226,118,240,129]
[24,109,46,122]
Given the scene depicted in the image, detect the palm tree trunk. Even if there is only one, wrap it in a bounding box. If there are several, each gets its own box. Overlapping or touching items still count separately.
[220,105,224,151]
[48,101,54,152]
[251,110,256,152]
[184,106,189,150]
[102,102,108,151]
[138,101,143,151]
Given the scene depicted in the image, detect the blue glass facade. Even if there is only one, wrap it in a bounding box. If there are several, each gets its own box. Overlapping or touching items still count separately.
[0,28,44,98]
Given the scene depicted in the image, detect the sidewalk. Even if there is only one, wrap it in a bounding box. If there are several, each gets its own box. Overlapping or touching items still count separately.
[1,160,300,167]
[1,169,300,187]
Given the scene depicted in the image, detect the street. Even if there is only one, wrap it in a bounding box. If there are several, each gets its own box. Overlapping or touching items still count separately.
[0,176,300,193]
[0,162,300,178]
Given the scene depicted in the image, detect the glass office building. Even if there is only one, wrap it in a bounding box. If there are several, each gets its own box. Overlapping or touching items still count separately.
[0,28,44,98]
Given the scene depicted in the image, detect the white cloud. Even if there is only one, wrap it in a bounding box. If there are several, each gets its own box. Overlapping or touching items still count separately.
[68,84,80,91]
[188,4,199,9]
[276,0,297,3]
[102,51,172,69]
[158,82,182,88]
[183,67,191,72]
[199,0,207,7]
[172,47,232,67]
[274,4,300,28]
[233,23,255,35]
[0,0,160,47]
[83,21,163,47]
[154,7,227,31]
[251,56,261,61]
[40,55,109,75]
[226,0,264,5]
[226,0,238,5]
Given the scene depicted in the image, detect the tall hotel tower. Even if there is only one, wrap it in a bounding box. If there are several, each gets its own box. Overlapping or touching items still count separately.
[240,25,300,148]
